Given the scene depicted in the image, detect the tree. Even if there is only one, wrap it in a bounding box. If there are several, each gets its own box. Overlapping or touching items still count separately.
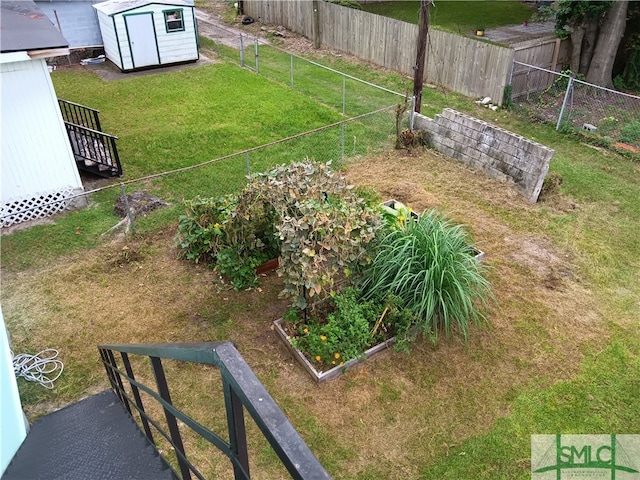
[555,0,612,75]
[585,0,629,87]
[555,0,629,88]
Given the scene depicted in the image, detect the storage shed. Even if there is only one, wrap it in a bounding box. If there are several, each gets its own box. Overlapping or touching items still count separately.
[93,0,198,71]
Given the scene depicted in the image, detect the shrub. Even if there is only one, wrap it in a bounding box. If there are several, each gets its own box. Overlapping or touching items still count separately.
[359,210,492,342]
[175,193,279,287]
[619,121,640,145]
[174,195,237,265]
[242,161,381,309]
[175,161,381,297]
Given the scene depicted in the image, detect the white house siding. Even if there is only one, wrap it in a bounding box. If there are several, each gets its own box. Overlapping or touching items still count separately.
[97,3,197,71]
[0,306,28,476]
[0,58,84,227]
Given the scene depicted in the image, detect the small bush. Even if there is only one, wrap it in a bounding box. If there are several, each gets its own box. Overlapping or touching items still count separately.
[619,121,640,145]
[359,210,491,342]
[174,195,237,265]
[175,193,279,287]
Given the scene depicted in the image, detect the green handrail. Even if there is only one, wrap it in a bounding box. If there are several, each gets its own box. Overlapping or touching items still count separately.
[98,342,331,480]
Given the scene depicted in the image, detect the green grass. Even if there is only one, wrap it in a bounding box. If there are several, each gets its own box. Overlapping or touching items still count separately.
[420,331,640,479]
[360,0,535,33]
[1,62,342,271]
[2,34,640,480]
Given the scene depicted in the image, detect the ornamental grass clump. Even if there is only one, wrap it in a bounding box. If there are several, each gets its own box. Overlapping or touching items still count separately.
[359,210,492,343]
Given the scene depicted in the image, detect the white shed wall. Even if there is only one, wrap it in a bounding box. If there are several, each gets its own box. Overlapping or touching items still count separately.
[1,58,84,226]
[101,4,197,71]
[154,7,198,65]
[96,10,123,69]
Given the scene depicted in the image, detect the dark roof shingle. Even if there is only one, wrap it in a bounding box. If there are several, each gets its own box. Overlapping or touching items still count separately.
[1,1,69,53]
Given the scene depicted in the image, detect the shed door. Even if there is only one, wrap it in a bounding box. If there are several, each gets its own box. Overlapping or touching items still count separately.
[125,13,159,68]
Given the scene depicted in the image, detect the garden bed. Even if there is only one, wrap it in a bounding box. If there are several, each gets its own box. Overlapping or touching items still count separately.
[273,317,396,383]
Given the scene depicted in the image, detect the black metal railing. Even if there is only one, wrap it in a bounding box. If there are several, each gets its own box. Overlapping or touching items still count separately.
[58,98,102,131]
[65,122,122,177]
[98,342,331,480]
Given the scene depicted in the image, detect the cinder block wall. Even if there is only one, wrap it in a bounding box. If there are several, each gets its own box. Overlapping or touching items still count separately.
[414,109,554,202]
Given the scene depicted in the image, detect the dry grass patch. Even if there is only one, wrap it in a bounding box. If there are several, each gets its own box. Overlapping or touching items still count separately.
[1,148,614,478]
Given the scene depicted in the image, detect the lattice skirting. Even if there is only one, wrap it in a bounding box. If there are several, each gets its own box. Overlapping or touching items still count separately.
[1,187,78,228]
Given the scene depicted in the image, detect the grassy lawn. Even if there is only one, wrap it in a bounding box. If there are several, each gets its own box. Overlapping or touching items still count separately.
[360,0,535,33]
[1,58,382,271]
[2,39,639,479]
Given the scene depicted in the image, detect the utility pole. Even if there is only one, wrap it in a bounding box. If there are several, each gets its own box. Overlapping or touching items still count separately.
[413,0,430,114]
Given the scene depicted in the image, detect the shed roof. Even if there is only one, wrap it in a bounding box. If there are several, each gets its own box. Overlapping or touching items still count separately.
[1,1,69,54]
[93,0,191,16]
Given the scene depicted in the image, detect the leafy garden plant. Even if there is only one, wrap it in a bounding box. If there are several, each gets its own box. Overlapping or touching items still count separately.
[289,288,416,370]
[177,165,491,367]
[175,161,381,300]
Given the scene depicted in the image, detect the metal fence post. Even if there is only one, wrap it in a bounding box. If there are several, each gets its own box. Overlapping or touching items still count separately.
[342,74,346,115]
[239,34,244,67]
[341,122,345,165]
[290,54,294,89]
[557,76,574,131]
[509,61,515,86]
[254,39,259,73]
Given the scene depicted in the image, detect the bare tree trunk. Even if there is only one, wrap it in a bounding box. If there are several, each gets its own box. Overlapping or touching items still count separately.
[579,20,599,74]
[586,0,629,87]
[569,22,585,73]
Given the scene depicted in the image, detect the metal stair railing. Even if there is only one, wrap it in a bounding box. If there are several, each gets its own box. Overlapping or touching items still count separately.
[58,98,102,131]
[65,122,122,177]
[98,342,331,480]
[58,98,123,178]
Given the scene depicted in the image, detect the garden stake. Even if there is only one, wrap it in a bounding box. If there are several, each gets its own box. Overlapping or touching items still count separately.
[120,183,136,235]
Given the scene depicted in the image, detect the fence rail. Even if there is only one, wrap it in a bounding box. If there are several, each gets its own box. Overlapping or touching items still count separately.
[99,342,331,480]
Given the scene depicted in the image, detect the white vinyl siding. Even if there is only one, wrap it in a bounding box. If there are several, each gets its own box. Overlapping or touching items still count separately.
[0,58,83,211]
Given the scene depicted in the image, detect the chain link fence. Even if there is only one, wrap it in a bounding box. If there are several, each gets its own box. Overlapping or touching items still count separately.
[1,105,400,230]
[3,20,408,229]
[508,61,640,153]
[200,21,405,118]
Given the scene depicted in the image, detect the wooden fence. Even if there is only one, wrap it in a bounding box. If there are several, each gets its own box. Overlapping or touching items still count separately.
[510,36,571,98]
[243,0,567,105]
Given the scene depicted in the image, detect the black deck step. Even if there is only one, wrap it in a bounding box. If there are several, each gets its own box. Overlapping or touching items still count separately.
[3,390,178,480]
